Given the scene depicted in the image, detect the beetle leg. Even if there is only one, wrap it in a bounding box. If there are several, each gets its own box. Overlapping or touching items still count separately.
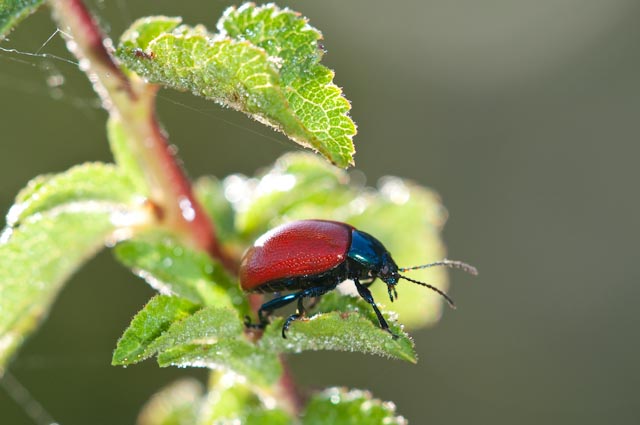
[251,292,308,338]
[244,315,265,329]
[354,279,398,339]
[281,286,335,338]
[247,286,337,338]
[257,293,300,322]
[243,293,300,330]
[282,296,306,338]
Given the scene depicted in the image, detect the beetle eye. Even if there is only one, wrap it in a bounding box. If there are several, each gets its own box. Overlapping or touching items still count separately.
[381,264,389,275]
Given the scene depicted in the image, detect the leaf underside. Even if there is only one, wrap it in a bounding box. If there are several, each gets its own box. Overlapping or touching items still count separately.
[117,4,356,168]
[0,163,138,372]
[0,211,120,371]
[113,232,248,315]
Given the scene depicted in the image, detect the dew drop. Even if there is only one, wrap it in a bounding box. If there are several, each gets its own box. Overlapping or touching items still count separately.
[78,58,90,72]
[46,74,65,88]
[6,203,27,227]
[178,197,196,222]
[379,176,410,204]
[65,40,78,53]
[383,340,396,350]
[168,144,179,155]
[102,37,114,50]
[0,227,13,244]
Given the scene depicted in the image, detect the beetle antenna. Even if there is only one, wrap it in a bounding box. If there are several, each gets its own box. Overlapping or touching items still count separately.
[398,275,456,309]
[399,259,478,276]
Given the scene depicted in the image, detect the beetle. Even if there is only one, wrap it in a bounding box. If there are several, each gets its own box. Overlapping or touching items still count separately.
[240,219,477,338]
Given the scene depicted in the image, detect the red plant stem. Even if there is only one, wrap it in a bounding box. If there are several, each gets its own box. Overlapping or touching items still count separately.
[47,0,300,415]
[46,0,235,271]
[278,356,304,415]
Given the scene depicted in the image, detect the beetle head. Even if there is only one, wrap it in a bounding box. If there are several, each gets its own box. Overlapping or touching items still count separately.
[377,254,401,302]
[378,253,399,284]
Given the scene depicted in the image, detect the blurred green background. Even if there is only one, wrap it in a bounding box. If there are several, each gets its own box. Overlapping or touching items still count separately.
[1,0,639,423]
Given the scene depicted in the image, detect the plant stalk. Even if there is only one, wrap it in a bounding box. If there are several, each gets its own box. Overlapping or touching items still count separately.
[46,0,234,271]
[46,0,302,417]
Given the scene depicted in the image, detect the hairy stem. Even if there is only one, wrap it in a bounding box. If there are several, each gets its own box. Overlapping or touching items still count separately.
[46,0,301,416]
[46,0,234,271]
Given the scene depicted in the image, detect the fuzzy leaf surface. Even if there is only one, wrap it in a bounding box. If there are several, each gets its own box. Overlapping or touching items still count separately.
[112,295,200,366]
[114,233,248,315]
[146,306,243,355]
[259,292,416,363]
[0,211,122,371]
[198,373,290,425]
[0,0,43,39]
[9,162,136,226]
[146,307,281,385]
[303,387,406,425]
[0,164,139,371]
[117,4,356,167]
[158,343,281,387]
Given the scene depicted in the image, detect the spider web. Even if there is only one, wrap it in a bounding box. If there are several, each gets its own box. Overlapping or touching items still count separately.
[0,3,293,424]
[0,3,289,147]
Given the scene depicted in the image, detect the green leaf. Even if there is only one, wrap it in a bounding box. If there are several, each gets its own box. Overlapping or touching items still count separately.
[158,341,281,387]
[117,4,356,168]
[231,152,350,239]
[0,0,44,40]
[259,292,416,363]
[0,209,125,372]
[107,117,150,196]
[197,371,291,425]
[137,378,204,425]
[8,162,137,226]
[112,295,199,366]
[113,233,248,315]
[303,387,406,425]
[12,174,53,206]
[193,176,238,248]
[149,306,281,386]
[146,306,243,354]
[121,305,283,385]
[0,163,142,371]
[229,152,453,329]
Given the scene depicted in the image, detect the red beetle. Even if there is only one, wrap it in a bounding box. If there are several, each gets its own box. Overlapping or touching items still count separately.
[240,219,477,338]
